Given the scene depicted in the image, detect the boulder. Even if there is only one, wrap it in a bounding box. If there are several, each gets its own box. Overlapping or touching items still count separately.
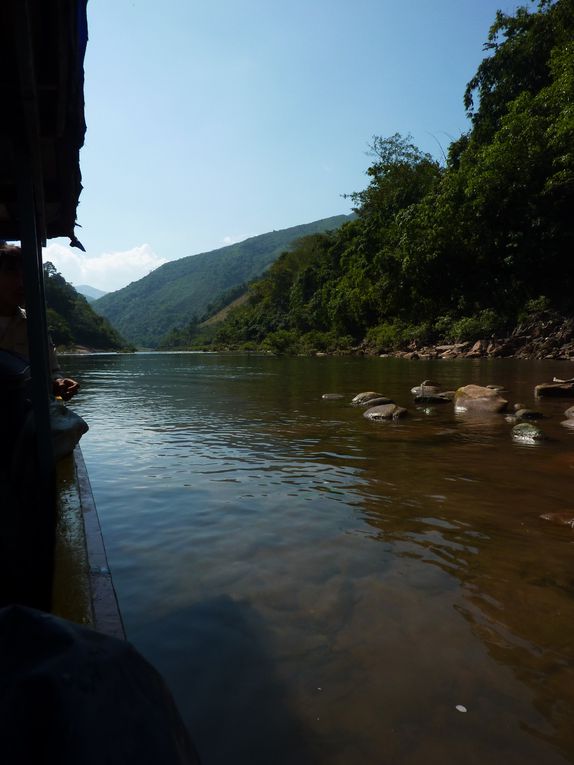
[540,512,574,528]
[435,343,469,352]
[363,404,408,421]
[561,419,574,430]
[514,409,544,421]
[359,396,394,407]
[454,385,508,413]
[321,393,344,400]
[466,340,484,358]
[351,391,384,406]
[535,382,574,398]
[512,422,547,442]
[564,406,574,419]
[410,380,441,397]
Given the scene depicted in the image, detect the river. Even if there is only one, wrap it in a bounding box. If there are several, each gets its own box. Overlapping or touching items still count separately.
[63,352,574,765]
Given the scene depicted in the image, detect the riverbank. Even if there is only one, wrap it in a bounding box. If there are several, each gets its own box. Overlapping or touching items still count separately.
[377,315,574,362]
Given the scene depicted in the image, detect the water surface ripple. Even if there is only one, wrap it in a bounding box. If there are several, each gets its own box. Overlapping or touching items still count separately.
[65,353,574,765]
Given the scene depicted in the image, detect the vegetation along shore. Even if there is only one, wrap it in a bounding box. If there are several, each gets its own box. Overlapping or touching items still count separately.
[159,1,574,359]
[48,2,573,361]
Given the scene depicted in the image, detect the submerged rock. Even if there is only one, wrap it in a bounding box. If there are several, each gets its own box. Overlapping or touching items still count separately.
[454,385,508,414]
[540,512,574,528]
[564,406,574,419]
[413,390,454,404]
[322,393,344,400]
[535,382,574,398]
[363,403,408,420]
[512,422,547,442]
[514,408,544,421]
[351,391,385,405]
[560,419,574,430]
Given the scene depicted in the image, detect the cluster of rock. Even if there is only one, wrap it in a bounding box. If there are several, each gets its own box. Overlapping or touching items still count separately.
[324,380,574,529]
[374,316,574,361]
[323,378,574,438]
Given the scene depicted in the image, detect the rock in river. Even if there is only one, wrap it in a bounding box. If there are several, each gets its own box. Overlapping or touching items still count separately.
[363,403,408,420]
[564,406,574,419]
[540,512,574,528]
[454,385,508,414]
[512,422,547,442]
[535,382,574,398]
[514,408,544,421]
[322,393,344,400]
[361,396,394,407]
[351,392,391,406]
[410,380,441,396]
[414,392,453,404]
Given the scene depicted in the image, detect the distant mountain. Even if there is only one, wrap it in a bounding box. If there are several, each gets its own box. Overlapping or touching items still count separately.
[44,264,133,351]
[93,215,352,347]
[75,284,108,302]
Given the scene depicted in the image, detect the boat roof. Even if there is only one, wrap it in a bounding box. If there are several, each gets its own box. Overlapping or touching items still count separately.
[0,0,88,245]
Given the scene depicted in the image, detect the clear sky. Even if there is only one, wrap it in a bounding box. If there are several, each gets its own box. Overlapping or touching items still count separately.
[44,0,528,292]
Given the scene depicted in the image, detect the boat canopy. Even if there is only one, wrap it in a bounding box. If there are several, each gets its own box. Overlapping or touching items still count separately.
[0,0,88,245]
[0,1,90,543]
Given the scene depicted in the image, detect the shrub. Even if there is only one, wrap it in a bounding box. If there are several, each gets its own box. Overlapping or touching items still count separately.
[261,329,300,355]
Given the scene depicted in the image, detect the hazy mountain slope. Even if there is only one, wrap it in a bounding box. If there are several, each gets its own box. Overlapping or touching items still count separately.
[75,284,108,302]
[93,215,351,347]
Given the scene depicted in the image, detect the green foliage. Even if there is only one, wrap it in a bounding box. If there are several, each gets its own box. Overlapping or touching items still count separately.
[158,315,199,349]
[523,295,552,314]
[43,263,133,351]
[261,330,300,355]
[93,215,352,348]
[205,1,573,355]
[365,321,433,352]
[107,2,572,356]
[446,310,504,342]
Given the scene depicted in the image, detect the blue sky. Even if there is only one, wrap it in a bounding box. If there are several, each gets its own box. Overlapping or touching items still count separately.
[44,0,528,292]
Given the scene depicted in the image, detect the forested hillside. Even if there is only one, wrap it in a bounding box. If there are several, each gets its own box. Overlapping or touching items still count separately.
[92,215,351,348]
[206,0,573,355]
[44,263,132,351]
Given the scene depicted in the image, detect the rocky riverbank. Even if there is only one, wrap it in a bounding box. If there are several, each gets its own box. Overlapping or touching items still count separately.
[376,315,574,361]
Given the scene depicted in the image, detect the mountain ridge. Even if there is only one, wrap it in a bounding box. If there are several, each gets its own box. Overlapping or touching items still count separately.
[93,214,352,347]
[75,284,108,302]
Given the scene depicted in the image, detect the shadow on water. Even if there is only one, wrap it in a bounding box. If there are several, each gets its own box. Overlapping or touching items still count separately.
[66,353,574,764]
[129,595,316,765]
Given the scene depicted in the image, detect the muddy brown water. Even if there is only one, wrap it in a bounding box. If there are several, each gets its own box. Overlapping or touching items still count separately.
[65,353,574,765]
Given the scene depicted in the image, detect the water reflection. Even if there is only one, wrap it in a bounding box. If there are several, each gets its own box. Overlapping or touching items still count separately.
[64,353,574,764]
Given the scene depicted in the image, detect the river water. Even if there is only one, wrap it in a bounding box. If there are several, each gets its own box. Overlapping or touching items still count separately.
[64,352,574,765]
